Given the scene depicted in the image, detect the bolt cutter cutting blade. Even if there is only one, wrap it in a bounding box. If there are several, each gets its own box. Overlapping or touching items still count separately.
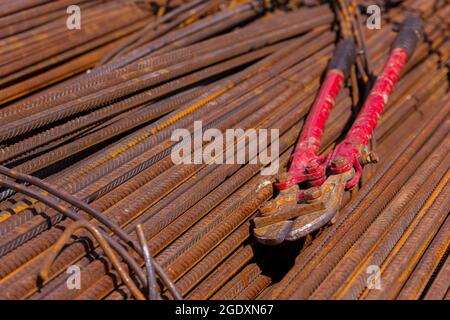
[286,171,351,240]
[254,170,352,245]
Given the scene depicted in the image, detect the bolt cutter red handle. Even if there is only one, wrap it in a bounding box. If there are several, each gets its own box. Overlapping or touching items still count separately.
[254,17,423,245]
[330,17,423,188]
[277,39,356,190]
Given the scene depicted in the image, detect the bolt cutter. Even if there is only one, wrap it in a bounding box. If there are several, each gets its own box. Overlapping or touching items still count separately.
[253,16,423,245]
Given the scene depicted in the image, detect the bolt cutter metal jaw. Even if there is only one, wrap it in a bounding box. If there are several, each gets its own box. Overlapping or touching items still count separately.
[253,170,354,245]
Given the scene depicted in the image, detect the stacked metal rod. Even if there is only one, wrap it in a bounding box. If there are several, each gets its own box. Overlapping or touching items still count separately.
[191,38,449,301]
[0,0,448,300]
[0,0,158,104]
[259,0,450,301]
[0,2,337,299]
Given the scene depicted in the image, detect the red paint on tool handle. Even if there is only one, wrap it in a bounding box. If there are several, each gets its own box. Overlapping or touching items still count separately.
[330,48,409,185]
[277,69,345,190]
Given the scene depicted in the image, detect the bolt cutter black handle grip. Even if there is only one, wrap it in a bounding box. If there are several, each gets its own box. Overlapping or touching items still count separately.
[392,16,423,58]
[328,39,357,78]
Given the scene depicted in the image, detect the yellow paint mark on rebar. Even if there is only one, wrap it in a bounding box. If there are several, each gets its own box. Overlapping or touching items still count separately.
[0,193,42,224]
[335,168,450,300]
[0,85,233,222]
[385,172,450,282]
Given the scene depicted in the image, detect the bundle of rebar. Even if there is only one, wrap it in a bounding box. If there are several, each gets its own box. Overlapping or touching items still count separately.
[0,0,162,104]
[0,0,448,300]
